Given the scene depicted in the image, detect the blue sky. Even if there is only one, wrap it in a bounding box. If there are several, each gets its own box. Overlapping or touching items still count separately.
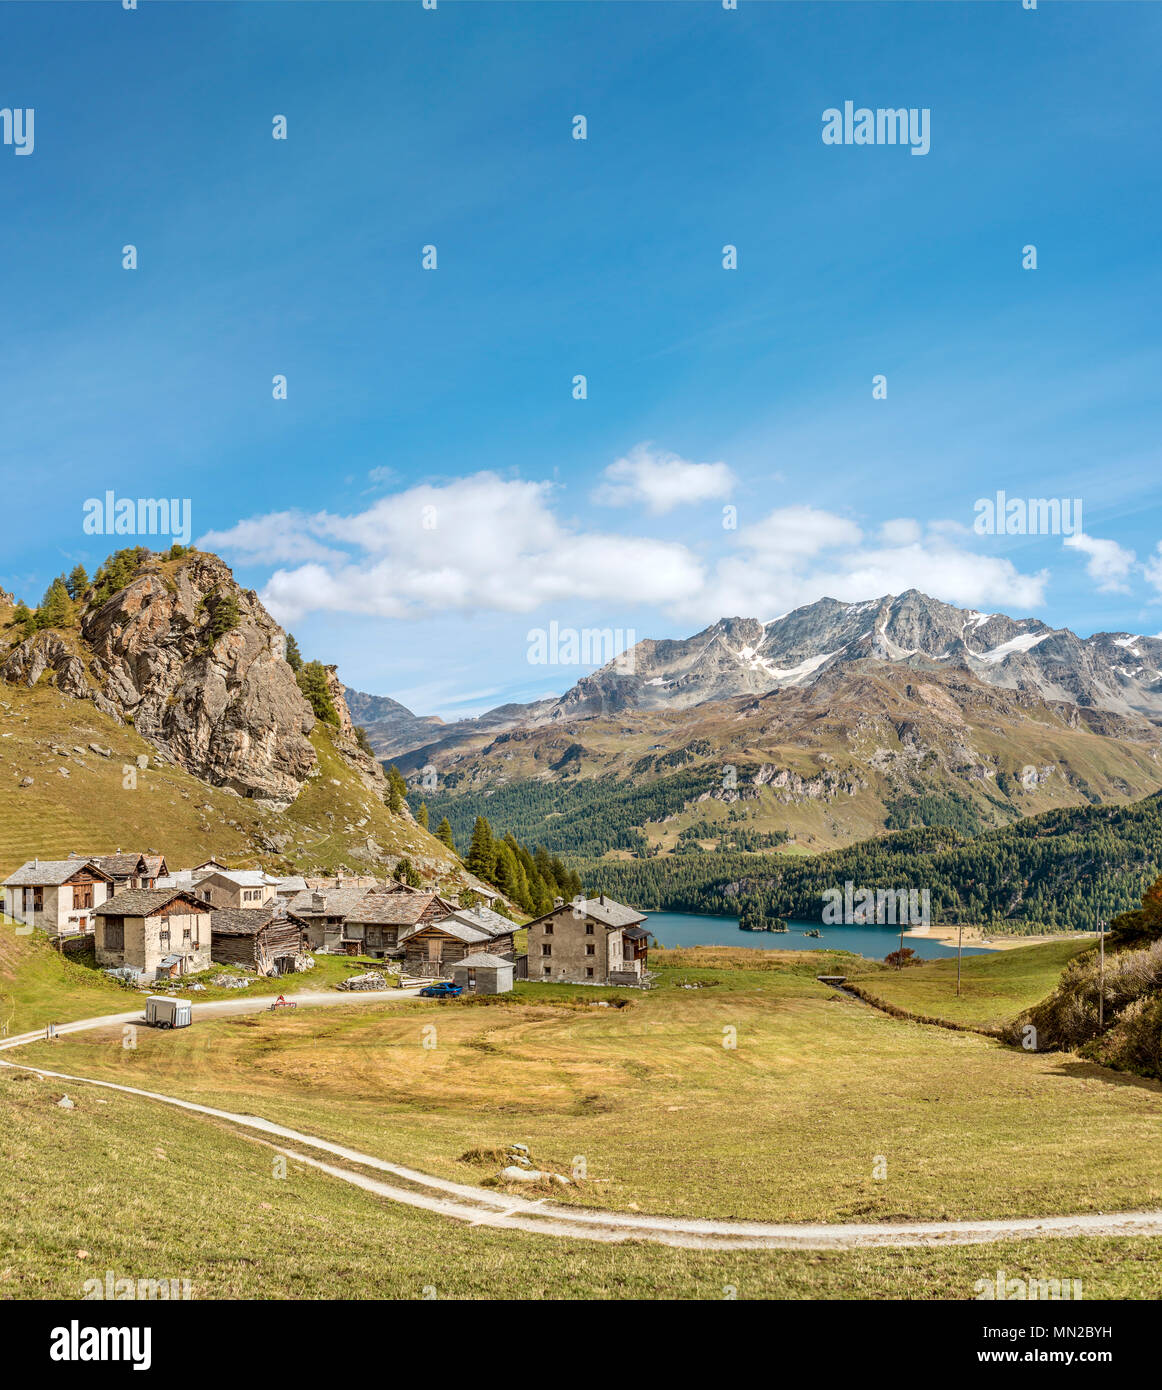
[1,0,1160,716]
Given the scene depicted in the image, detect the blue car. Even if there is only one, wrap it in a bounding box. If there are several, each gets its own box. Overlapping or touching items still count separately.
[418,981,463,999]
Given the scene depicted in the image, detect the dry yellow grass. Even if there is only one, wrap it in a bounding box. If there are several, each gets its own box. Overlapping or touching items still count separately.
[20,954,1162,1228]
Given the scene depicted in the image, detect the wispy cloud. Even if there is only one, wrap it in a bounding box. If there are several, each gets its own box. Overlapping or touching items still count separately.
[591,443,735,515]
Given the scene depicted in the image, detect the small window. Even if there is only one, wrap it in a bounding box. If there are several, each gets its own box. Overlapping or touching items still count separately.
[32,887,44,911]
[585,923,594,935]
[586,968,594,978]
[586,943,595,956]
[542,944,551,956]
[542,965,552,976]
[183,927,192,941]
[544,923,553,935]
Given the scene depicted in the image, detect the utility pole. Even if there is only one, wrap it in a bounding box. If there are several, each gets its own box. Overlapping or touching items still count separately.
[956,921,963,997]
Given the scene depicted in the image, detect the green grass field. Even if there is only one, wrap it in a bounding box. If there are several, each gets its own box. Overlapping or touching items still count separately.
[17,945,1162,1233]
[3,1067,1160,1300]
[846,939,1095,1030]
[0,922,403,1036]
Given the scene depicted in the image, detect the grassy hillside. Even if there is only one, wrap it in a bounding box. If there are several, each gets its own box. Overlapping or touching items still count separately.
[0,683,475,886]
[0,916,131,1037]
[21,948,1162,1227]
[4,1067,1160,1298]
[846,939,1095,1030]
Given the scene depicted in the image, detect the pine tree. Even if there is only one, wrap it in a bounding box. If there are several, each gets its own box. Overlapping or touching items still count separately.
[393,857,423,888]
[284,633,303,672]
[385,764,408,814]
[11,602,35,637]
[35,577,71,630]
[416,801,429,829]
[297,661,340,726]
[435,817,456,853]
[466,815,496,878]
[65,564,89,600]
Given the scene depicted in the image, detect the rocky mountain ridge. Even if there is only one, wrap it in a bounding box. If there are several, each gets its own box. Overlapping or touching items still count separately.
[366,590,1162,767]
[0,551,375,805]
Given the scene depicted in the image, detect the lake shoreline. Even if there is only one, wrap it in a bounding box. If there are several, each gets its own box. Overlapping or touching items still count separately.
[905,923,1098,953]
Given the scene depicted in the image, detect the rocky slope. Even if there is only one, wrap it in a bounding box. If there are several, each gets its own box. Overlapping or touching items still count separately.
[2,552,317,801]
[342,688,447,760]
[0,553,489,885]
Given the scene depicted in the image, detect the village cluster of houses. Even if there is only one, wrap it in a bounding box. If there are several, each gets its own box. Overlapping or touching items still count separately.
[1,850,651,992]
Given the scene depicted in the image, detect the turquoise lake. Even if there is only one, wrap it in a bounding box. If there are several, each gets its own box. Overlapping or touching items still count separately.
[640,910,989,961]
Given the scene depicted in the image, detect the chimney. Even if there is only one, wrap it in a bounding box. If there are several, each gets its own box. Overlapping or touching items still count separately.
[553,896,563,908]
[599,893,605,905]
[311,892,325,912]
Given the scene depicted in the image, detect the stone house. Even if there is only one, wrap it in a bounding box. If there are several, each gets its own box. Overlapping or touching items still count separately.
[2,858,116,938]
[524,894,649,985]
[194,869,278,910]
[210,907,307,975]
[286,885,378,952]
[94,888,212,980]
[345,887,458,959]
[67,851,169,891]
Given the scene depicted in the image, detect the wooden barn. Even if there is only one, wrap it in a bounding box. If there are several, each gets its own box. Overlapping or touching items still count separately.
[401,907,517,978]
[210,907,308,976]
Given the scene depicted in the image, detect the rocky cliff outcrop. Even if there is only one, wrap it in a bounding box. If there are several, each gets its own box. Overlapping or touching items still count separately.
[2,552,318,803]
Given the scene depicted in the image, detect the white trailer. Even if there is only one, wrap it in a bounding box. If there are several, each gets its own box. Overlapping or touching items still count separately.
[144,996,191,1029]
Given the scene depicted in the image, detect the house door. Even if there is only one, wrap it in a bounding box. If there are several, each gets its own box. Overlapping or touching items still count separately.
[427,939,441,961]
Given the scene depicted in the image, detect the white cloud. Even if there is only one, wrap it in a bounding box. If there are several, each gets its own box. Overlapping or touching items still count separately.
[675,508,1048,624]
[737,504,863,559]
[205,472,706,624]
[204,479,1050,635]
[1144,542,1162,598]
[878,517,922,545]
[198,511,345,566]
[1064,533,1136,594]
[592,443,735,514]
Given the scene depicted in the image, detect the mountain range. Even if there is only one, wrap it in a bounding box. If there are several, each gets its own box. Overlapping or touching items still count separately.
[373,591,1162,855]
[362,590,1162,759]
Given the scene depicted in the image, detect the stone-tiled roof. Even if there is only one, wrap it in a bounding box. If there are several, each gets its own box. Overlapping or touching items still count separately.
[199,868,278,888]
[210,907,304,937]
[94,888,206,917]
[4,858,112,887]
[286,886,370,920]
[578,896,645,929]
[350,889,456,927]
[72,852,147,878]
[453,952,513,969]
[405,916,492,945]
[447,905,516,938]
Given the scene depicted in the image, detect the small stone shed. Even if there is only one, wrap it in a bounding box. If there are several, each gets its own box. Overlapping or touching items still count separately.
[450,951,515,996]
